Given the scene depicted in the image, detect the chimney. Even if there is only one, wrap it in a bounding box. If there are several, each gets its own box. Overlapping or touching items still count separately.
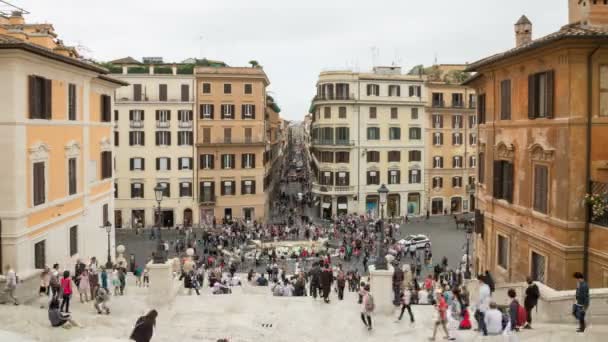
[569,0,608,26]
[8,11,25,25]
[514,15,533,47]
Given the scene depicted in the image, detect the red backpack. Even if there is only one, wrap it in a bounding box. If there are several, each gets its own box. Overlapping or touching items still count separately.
[516,302,527,328]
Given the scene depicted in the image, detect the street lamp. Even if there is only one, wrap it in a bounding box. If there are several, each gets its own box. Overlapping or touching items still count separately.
[100,221,113,268]
[465,226,472,279]
[375,184,390,270]
[153,184,166,264]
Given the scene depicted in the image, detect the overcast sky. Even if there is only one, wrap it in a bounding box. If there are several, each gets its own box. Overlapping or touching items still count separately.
[14,0,566,121]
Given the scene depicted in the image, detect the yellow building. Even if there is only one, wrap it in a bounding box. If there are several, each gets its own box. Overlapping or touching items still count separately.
[424,65,477,215]
[465,0,608,289]
[195,66,271,223]
[0,10,125,286]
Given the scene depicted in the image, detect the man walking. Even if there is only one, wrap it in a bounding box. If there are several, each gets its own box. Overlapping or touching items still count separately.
[474,274,491,336]
[523,277,540,329]
[392,263,404,305]
[573,272,589,333]
[2,265,18,305]
[429,289,455,341]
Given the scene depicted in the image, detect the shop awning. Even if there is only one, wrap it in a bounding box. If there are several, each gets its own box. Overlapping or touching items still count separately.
[322,203,331,208]
[338,203,347,209]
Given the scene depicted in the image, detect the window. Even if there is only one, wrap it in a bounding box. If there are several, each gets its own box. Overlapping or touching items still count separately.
[497,234,509,269]
[200,154,214,169]
[155,131,171,146]
[411,108,419,120]
[181,84,190,102]
[469,155,477,168]
[452,93,464,107]
[241,180,256,195]
[500,80,512,120]
[156,157,171,171]
[242,104,256,119]
[242,153,256,168]
[156,110,171,126]
[469,176,476,185]
[320,171,333,185]
[600,66,608,117]
[493,160,514,203]
[114,131,119,146]
[101,151,112,179]
[533,165,549,214]
[336,83,350,99]
[335,127,349,143]
[432,93,444,107]
[100,95,112,122]
[452,133,463,146]
[202,83,211,94]
[469,133,477,146]
[432,198,443,214]
[367,84,380,96]
[338,107,347,119]
[223,128,232,143]
[452,115,463,129]
[433,132,444,146]
[131,183,144,198]
[529,70,554,119]
[34,240,45,269]
[369,107,377,119]
[390,107,398,119]
[177,131,193,146]
[180,182,192,197]
[389,127,401,140]
[388,170,400,184]
[409,127,421,140]
[478,94,486,124]
[33,161,46,206]
[336,151,349,163]
[178,110,193,123]
[432,114,443,128]
[69,226,78,256]
[432,177,443,189]
[408,150,421,162]
[178,157,193,170]
[320,151,334,163]
[531,251,546,283]
[366,171,379,185]
[221,154,235,169]
[133,84,142,101]
[200,181,215,202]
[388,85,400,96]
[159,84,168,101]
[324,107,331,119]
[221,180,235,195]
[408,169,421,184]
[433,156,444,169]
[28,75,52,119]
[452,176,463,188]
[201,127,211,144]
[114,110,119,121]
[244,83,253,94]
[221,104,235,119]
[336,172,350,186]
[479,153,485,183]
[158,182,170,198]
[367,151,380,163]
[367,127,380,140]
[130,157,145,171]
[244,127,253,142]
[388,151,401,162]
[408,85,421,97]
[469,115,477,128]
[68,83,76,120]
[129,131,145,146]
[224,84,232,94]
[129,109,144,125]
[200,104,214,119]
[68,158,77,195]
[453,156,463,168]
[469,94,477,108]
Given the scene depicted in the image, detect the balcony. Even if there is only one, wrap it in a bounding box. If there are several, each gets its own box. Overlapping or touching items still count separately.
[117,97,193,103]
[432,100,445,108]
[469,103,477,109]
[452,102,464,108]
[156,121,170,129]
[312,183,354,193]
[178,121,193,128]
[129,120,144,129]
[197,136,266,147]
[199,195,216,205]
[312,139,355,147]
[313,93,355,101]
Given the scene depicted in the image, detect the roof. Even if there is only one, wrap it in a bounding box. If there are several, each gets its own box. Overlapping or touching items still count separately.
[515,15,532,25]
[110,56,140,65]
[98,74,129,86]
[466,23,608,71]
[0,33,108,74]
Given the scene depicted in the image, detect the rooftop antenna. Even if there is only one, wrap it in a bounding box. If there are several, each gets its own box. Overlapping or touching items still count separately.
[198,35,204,59]
[370,46,379,67]
[434,53,438,66]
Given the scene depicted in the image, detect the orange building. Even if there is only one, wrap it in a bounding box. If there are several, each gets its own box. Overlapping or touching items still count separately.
[0,11,125,288]
[465,0,608,289]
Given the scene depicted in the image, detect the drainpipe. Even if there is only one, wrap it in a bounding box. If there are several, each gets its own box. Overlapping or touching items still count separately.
[583,46,601,279]
[357,77,361,213]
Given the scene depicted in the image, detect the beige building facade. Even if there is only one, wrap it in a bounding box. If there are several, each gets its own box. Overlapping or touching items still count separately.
[195,66,270,223]
[110,58,196,229]
[425,65,477,215]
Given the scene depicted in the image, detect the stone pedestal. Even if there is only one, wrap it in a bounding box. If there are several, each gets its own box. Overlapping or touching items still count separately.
[146,259,179,307]
[368,264,395,315]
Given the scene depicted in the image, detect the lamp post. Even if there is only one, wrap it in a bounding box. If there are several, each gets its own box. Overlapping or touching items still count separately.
[465,227,472,279]
[100,221,113,268]
[153,184,166,264]
[375,184,390,270]
[464,183,475,279]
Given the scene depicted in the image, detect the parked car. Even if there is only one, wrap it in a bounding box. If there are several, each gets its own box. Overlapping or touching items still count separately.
[398,234,431,249]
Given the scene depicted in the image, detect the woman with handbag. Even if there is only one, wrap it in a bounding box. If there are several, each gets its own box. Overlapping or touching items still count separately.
[130,309,158,342]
